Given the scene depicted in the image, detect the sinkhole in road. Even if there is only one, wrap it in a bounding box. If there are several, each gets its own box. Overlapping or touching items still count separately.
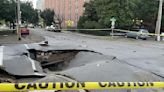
[28,49,84,71]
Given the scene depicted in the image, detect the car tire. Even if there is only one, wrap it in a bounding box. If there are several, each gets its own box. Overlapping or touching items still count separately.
[136,36,139,39]
[142,38,147,40]
[125,35,128,38]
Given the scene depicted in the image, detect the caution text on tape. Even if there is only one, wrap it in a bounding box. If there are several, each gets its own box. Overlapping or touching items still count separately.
[0,82,164,91]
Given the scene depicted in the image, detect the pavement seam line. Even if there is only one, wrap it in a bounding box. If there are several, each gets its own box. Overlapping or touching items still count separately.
[0,46,4,67]
[24,44,30,49]
[24,44,37,71]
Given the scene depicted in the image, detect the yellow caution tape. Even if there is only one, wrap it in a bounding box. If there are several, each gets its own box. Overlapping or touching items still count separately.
[61,28,164,37]
[115,29,160,36]
[0,82,164,91]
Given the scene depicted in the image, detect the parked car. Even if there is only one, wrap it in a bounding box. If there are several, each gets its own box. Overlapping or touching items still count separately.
[28,24,34,28]
[45,26,50,30]
[46,25,61,32]
[20,26,30,35]
[0,25,9,30]
[125,29,150,40]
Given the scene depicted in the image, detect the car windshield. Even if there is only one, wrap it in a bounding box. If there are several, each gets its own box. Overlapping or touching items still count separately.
[0,0,164,92]
[140,29,149,33]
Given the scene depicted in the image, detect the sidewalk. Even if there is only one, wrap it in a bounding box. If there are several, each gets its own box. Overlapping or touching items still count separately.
[0,30,45,44]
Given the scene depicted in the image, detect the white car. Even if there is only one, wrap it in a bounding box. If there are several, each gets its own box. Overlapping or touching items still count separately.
[28,24,34,28]
[45,26,50,30]
[0,25,10,31]
[46,25,61,32]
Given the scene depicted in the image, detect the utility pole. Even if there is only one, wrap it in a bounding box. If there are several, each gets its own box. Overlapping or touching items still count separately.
[17,0,21,40]
[155,0,163,41]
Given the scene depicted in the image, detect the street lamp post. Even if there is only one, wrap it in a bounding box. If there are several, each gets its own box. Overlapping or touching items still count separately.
[17,0,21,40]
[155,0,163,41]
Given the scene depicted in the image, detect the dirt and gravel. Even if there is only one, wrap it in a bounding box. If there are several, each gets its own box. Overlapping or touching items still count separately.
[0,29,44,44]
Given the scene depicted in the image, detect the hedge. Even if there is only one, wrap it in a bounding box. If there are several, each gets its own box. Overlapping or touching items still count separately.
[77,30,111,36]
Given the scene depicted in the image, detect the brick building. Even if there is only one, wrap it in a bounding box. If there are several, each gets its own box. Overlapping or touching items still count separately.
[44,0,90,28]
[36,0,44,11]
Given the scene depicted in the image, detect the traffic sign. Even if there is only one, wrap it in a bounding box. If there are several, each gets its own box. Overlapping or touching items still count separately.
[66,20,74,27]
[110,17,116,29]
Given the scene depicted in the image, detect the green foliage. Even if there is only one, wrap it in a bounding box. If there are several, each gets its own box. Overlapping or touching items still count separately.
[83,21,103,29]
[78,30,111,36]
[40,9,55,26]
[5,0,16,22]
[78,1,102,29]
[21,2,39,25]
[0,0,7,20]
[30,9,39,25]
[83,1,98,21]
[78,0,159,31]
[0,0,16,22]
[131,0,158,31]
[0,0,39,24]
[77,16,86,28]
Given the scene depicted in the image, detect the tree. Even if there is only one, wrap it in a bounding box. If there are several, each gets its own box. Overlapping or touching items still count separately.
[95,0,134,28]
[40,9,55,26]
[78,0,134,29]
[0,0,39,26]
[0,0,15,21]
[77,0,102,29]
[78,0,161,31]
[83,1,99,22]
[0,0,8,20]
[77,16,87,28]
[29,9,39,25]
[131,0,158,31]
[21,2,39,25]
[54,14,64,29]
[0,0,17,29]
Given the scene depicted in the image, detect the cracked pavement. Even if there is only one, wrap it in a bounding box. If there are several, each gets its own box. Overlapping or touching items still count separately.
[31,28,164,81]
[1,28,164,92]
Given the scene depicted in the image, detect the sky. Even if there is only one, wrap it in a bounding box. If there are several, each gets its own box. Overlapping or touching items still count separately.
[21,0,37,8]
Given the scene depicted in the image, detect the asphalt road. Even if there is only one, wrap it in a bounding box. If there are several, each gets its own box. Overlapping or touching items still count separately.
[16,28,164,91]
[32,28,164,76]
